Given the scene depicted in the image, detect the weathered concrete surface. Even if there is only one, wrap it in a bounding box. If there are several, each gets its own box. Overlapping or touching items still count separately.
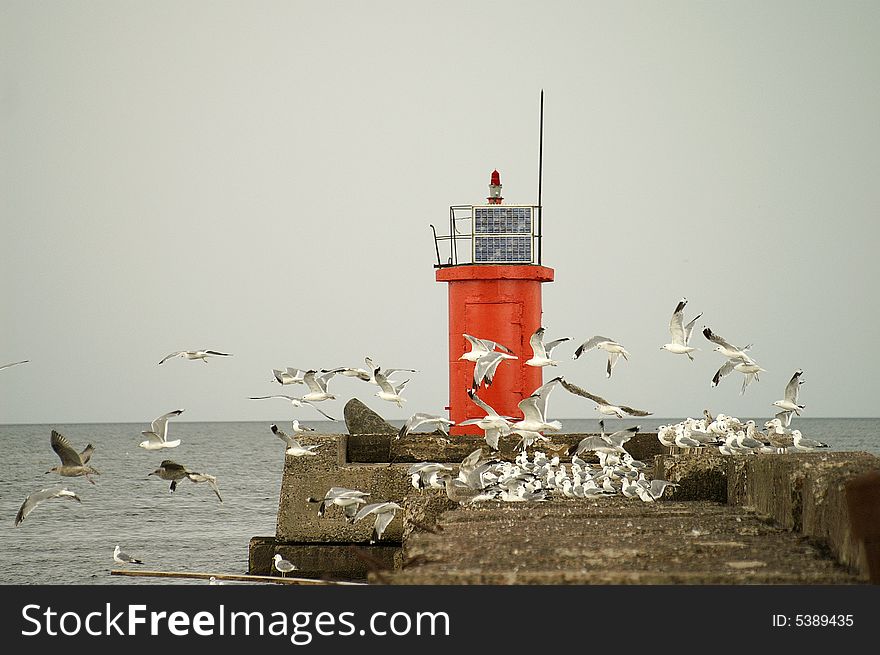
[249,536,397,580]
[344,398,397,435]
[656,451,880,581]
[383,496,861,584]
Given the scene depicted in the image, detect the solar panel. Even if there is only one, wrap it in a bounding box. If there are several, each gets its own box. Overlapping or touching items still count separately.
[472,206,534,263]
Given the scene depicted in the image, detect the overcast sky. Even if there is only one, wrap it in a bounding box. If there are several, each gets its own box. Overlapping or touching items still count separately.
[2,1,878,424]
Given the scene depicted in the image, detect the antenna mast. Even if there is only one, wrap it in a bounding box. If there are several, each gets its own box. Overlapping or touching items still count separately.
[537,89,544,263]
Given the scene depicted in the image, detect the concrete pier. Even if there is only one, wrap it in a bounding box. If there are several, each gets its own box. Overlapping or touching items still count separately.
[250,432,879,584]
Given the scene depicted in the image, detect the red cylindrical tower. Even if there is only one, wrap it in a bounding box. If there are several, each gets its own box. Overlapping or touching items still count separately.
[434,171,554,435]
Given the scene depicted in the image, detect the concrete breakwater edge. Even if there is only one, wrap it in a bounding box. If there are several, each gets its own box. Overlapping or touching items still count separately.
[249,425,879,584]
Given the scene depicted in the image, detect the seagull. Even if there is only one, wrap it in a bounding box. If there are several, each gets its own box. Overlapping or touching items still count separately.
[148,460,223,502]
[560,378,652,418]
[772,369,806,415]
[363,357,419,384]
[374,369,409,408]
[407,462,453,490]
[0,360,28,371]
[525,327,570,367]
[511,394,562,434]
[270,424,320,456]
[398,413,455,439]
[710,354,766,394]
[301,370,338,402]
[46,430,99,484]
[307,487,370,522]
[248,395,337,420]
[273,554,297,578]
[702,327,752,360]
[530,376,563,420]
[458,389,513,450]
[158,350,230,365]
[353,501,402,543]
[661,298,702,360]
[14,487,81,527]
[572,336,630,378]
[113,545,143,565]
[138,409,184,450]
[272,367,306,385]
[460,334,514,362]
[791,429,828,451]
[569,423,639,457]
[290,420,315,434]
[471,350,518,389]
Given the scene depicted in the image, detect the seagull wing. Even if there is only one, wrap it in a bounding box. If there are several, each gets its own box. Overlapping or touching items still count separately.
[544,337,571,356]
[0,360,29,371]
[15,487,81,527]
[249,395,295,401]
[529,327,548,359]
[150,409,184,442]
[204,351,230,357]
[51,430,83,466]
[619,404,653,417]
[270,424,294,447]
[79,443,96,464]
[374,370,395,394]
[560,379,608,406]
[711,360,737,387]
[531,376,562,417]
[141,431,163,445]
[186,472,223,502]
[302,400,337,421]
[702,327,736,351]
[684,313,703,344]
[467,389,501,417]
[158,351,183,365]
[517,395,544,423]
[573,336,614,359]
[463,334,489,355]
[302,370,323,393]
[669,300,687,345]
[784,370,803,403]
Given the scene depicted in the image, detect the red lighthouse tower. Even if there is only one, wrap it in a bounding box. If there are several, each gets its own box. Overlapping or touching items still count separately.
[432,171,554,435]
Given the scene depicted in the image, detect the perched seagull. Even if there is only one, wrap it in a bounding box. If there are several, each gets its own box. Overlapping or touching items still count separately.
[14,487,81,527]
[525,327,570,367]
[702,327,752,360]
[471,350,518,389]
[138,409,184,450]
[772,369,806,415]
[460,334,514,362]
[791,429,828,451]
[148,460,223,502]
[398,413,455,439]
[572,336,630,378]
[270,424,320,456]
[113,545,143,565]
[560,378,652,418]
[307,487,370,522]
[248,394,337,420]
[272,368,306,385]
[374,369,409,408]
[273,554,297,578]
[661,298,702,360]
[290,420,315,435]
[0,360,28,371]
[46,430,99,484]
[353,501,402,543]
[158,350,230,365]
[458,389,514,450]
[301,370,338,402]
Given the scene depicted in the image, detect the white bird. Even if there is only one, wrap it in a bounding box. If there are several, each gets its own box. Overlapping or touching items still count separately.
[408,462,453,490]
[138,409,184,450]
[363,357,419,384]
[773,369,806,415]
[113,544,143,565]
[398,413,455,439]
[702,327,752,360]
[459,334,514,362]
[458,389,513,451]
[0,360,28,371]
[307,487,370,522]
[572,336,630,378]
[661,298,702,360]
[525,327,570,367]
[14,487,81,527]
[272,367,306,385]
[791,429,828,451]
[374,369,409,408]
[270,424,320,456]
[710,354,765,394]
[511,394,562,434]
[353,501,402,543]
[560,378,652,418]
[248,395,337,420]
[273,554,297,578]
[158,350,230,365]
[301,370,338,402]
[471,350,518,389]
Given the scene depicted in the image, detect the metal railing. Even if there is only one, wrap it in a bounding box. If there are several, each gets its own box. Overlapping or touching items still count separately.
[430,205,542,268]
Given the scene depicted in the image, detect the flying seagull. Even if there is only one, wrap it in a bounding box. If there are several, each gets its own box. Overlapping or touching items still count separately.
[374,369,409,408]
[14,487,81,527]
[661,298,702,360]
[138,409,184,450]
[353,501,402,543]
[248,394,337,420]
[460,334,514,362]
[270,424,320,456]
[572,336,630,378]
[272,367,306,385]
[772,369,806,415]
[398,413,455,439]
[458,389,513,451]
[47,430,99,484]
[525,327,570,367]
[158,350,231,365]
[306,487,370,522]
[471,350,518,390]
[560,378,652,418]
[702,327,752,360]
[113,545,143,565]
[148,460,223,502]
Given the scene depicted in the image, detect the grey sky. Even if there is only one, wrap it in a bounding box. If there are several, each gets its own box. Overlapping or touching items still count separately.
[2,1,879,423]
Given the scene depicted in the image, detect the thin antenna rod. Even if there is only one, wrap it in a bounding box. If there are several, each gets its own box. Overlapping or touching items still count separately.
[537,89,544,264]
